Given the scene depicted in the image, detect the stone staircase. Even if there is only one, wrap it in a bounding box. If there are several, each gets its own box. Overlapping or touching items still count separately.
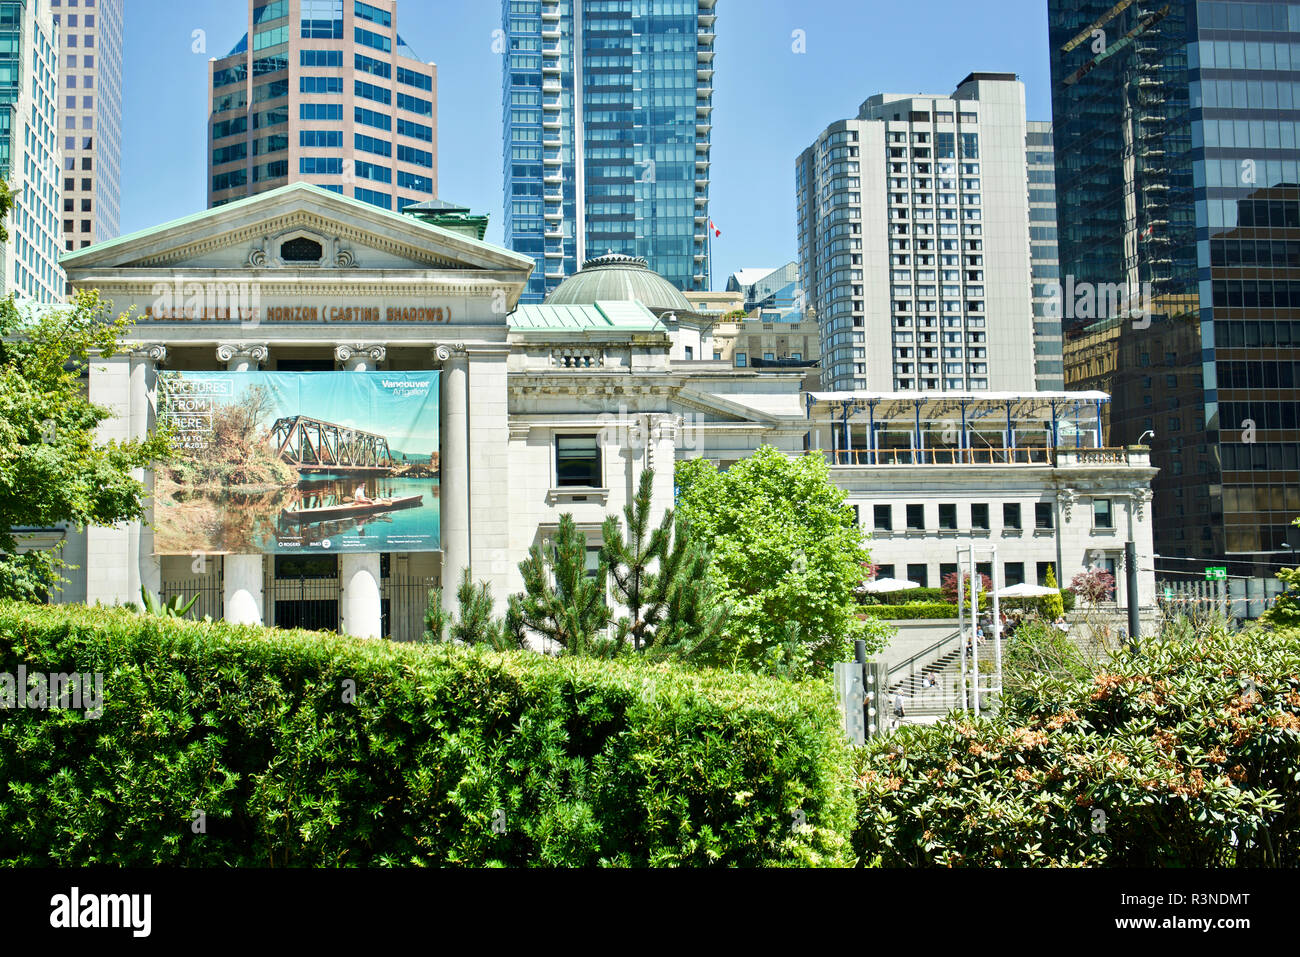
[886,635,967,720]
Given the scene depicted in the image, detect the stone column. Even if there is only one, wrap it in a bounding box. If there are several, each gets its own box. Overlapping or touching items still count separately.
[438,344,471,620]
[336,344,386,639]
[86,346,165,607]
[218,344,269,625]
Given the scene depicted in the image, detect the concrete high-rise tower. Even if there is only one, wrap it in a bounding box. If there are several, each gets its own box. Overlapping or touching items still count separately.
[208,0,436,211]
[53,0,123,252]
[797,73,1037,393]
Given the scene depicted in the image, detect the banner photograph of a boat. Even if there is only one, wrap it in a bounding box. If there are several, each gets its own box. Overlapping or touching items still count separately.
[154,371,441,555]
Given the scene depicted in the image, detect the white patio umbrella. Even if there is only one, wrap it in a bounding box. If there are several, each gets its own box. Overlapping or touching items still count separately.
[860,577,922,594]
[994,582,1061,598]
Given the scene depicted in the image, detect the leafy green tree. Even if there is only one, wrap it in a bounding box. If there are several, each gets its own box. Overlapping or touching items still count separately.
[0,181,173,600]
[508,514,615,656]
[600,469,726,663]
[675,445,879,675]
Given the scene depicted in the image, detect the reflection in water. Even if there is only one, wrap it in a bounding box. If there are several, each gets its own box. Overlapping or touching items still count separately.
[157,474,440,555]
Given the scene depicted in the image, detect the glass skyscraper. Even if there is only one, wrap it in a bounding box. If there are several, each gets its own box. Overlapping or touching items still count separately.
[0,0,63,302]
[501,0,716,303]
[208,0,437,211]
[1050,0,1300,608]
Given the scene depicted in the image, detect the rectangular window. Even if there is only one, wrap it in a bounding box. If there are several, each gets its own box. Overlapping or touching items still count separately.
[906,504,925,531]
[397,91,433,116]
[355,106,392,131]
[253,25,289,52]
[939,503,957,530]
[301,49,342,67]
[300,130,342,148]
[1036,562,1057,587]
[735,353,747,368]
[1094,498,1113,529]
[1035,502,1054,529]
[355,53,391,79]
[354,187,392,209]
[355,26,392,52]
[355,1,392,27]
[1003,502,1021,529]
[355,80,391,105]
[874,504,892,531]
[355,133,392,157]
[300,76,343,94]
[971,503,989,530]
[557,435,601,488]
[940,562,958,583]
[301,103,343,120]
[254,0,289,24]
[397,65,433,91]
[300,157,343,175]
[397,118,433,142]
[397,144,433,168]
[355,160,392,183]
[1005,562,1025,587]
[301,0,344,38]
[906,564,930,589]
[253,79,289,103]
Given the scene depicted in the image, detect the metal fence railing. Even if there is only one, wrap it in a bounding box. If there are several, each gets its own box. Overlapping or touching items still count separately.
[383,576,438,643]
[162,572,438,644]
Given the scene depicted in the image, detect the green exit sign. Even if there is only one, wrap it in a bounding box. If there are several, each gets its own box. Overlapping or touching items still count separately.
[1205,567,1228,581]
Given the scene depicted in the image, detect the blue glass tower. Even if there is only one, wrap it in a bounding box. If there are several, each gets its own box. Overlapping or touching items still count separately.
[1050,0,1300,600]
[502,0,716,303]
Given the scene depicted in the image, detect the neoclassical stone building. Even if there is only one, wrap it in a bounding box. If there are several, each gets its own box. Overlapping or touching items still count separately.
[45,184,1157,641]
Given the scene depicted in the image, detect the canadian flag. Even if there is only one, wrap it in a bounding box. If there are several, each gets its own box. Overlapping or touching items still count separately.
[709,219,721,238]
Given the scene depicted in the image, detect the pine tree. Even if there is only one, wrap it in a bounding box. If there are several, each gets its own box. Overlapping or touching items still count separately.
[508,513,615,656]
[422,587,447,643]
[602,469,727,663]
[601,470,671,651]
[424,568,521,651]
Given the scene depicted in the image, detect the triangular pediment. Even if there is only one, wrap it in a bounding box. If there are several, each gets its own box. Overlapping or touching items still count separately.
[62,183,535,278]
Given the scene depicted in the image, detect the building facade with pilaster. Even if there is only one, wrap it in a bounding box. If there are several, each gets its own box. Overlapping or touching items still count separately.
[44,183,1160,640]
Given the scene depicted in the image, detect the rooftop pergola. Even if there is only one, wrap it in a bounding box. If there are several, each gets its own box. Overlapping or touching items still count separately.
[805,391,1114,466]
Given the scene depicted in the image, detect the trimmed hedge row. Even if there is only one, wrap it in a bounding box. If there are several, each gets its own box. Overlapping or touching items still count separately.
[852,622,1300,866]
[861,587,946,606]
[0,602,855,867]
[860,603,958,621]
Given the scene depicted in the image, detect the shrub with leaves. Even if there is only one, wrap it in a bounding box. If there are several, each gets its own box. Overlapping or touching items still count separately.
[0,601,855,867]
[852,620,1300,866]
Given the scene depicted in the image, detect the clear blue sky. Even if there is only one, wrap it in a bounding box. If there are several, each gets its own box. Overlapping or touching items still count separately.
[121,0,1053,290]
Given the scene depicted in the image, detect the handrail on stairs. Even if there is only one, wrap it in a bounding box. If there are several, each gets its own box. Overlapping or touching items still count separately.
[887,629,964,687]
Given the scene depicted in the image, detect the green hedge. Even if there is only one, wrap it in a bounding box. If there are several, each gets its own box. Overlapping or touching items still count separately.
[859,603,958,621]
[852,622,1300,866]
[861,587,946,606]
[0,602,855,867]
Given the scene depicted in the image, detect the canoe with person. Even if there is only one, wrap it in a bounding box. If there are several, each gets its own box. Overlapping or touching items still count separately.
[280,492,424,525]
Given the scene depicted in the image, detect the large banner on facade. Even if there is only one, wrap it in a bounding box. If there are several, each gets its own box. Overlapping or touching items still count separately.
[154,372,440,556]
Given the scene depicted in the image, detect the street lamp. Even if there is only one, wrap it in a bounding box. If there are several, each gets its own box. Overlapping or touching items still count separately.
[1138,430,1155,446]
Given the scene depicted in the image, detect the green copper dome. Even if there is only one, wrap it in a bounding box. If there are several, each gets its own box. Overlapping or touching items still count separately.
[545,253,695,314]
